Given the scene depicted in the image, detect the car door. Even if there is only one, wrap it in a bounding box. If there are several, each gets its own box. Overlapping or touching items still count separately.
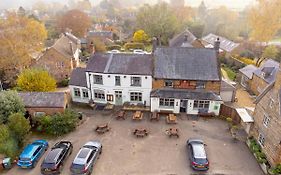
[32,146,42,162]
[87,151,95,170]
[188,145,194,162]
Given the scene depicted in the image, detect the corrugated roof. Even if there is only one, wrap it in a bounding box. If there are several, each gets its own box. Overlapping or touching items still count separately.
[239,65,258,79]
[69,68,87,87]
[86,53,153,75]
[236,108,254,123]
[154,47,220,81]
[151,89,222,101]
[18,92,66,108]
[202,33,239,52]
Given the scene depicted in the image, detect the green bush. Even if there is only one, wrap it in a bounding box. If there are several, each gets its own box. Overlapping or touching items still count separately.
[271,164,281,174]
[36,110,79,136]
[0,124,19,159]
[59,79,69,87]
[106,45,122,51]
[124,42,145,51]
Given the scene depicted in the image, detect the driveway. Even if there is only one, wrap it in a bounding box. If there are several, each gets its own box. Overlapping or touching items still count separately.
[4,110,263,175]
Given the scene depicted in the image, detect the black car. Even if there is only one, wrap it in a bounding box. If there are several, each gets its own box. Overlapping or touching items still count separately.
[187,139,209,171]
[41,141,73,174]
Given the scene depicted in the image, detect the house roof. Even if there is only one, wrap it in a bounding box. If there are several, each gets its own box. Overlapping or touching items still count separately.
[69,68,87,87]
[254,82,275,104]
[52,32,80,59]
[151,89,222,101]
[236,108,254,123]
[154,47,220,81]
[221,79,235,91]
[18,92,66,108]
[239,65,258,79]
[86,53,153,75]
[202,33,239,52]
[253,59,279,84]
[169,29,197,47]
[87,31,113,38]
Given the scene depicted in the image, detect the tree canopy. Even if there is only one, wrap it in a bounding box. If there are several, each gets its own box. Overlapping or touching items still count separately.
[17,68,57,92]
[133,30,149,43]
[56,9,91,37]
[262,45,279,60]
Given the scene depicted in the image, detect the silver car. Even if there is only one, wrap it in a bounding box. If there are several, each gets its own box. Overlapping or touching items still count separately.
[70,141,102,175]
[187,139,209,171]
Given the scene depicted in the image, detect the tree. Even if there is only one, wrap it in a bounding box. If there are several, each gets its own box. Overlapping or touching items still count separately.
[136,2,179,45]
[8,113,31,145]
[0,125,18,159]
[0,91,25,123]
[56,9,91,37]
[133,30,149,43]
[248,0,281,42]
[0,13,47,84]
[17,68,57,92]
[76,0,92,11]
[262,45,278,59]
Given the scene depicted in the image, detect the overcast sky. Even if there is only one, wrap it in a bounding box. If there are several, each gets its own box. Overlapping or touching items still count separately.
[0,0,256,10]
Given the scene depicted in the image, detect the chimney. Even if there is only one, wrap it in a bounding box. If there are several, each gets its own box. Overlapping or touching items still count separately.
[152,37,158,53]
[184,34,188,42]
[158,35,162,46]
[214,37,220,55]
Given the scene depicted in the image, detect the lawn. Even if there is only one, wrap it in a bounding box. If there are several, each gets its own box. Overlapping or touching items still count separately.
[222,66,236,81]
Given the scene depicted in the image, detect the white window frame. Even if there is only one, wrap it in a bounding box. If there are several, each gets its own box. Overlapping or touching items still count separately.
[262,114,270,128]
[34,112,46,117]
[258,133,265,147]
[159,98,175,108]
[93,75,103,85]
[74,88,81,97]
[115,76,121,86]
[82,89,89,98]
[269,98,274,108]
[131,77,141,87]
[94,90,105,100]
[130,92,142,102]
[164,80,173,87]
[193,100,210,110]
[196,81,206,89]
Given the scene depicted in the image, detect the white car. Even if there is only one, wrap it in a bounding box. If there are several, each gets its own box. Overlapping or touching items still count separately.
[107,50,120,54]
[133,49,145,54]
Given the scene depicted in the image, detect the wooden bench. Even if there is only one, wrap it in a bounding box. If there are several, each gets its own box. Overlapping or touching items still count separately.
[166,128,179,138]
[166,114,177,124]
[133,128,149,137]
[95,123,110,134]
[132,111,143,121]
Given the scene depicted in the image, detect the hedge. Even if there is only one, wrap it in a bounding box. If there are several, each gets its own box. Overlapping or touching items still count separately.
[124,42,145,51]
[106,45,122,51]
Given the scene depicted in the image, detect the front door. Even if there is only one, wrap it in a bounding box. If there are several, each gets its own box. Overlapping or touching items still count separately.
[115,91,122,106]
[180,100,188,113]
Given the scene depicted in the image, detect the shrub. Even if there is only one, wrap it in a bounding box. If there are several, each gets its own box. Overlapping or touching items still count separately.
[59,79,69,87]
[124,42,145,51]
[106,45,122,51]
[0,124,19,159]
[271,164,281,174]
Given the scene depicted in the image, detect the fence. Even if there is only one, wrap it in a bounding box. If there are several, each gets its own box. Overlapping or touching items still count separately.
[219,104,241,124]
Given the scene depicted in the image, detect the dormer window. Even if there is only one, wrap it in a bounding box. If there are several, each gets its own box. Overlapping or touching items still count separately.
[164,80,173,87]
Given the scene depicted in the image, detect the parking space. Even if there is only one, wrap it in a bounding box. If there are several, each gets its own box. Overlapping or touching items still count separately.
[4,111,263,175]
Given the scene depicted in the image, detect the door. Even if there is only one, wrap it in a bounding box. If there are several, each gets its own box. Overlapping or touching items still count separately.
[115,91,122,106]
[180,100,188,113]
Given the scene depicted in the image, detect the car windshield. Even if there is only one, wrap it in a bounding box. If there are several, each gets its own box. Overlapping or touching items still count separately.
[71,163,84,170]
[42,163,56,168]
[195,158,208,164]
[20,157,31,161]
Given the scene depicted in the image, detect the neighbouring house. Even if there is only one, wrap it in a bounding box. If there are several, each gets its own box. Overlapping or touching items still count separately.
[220,79,236,102]
[169,29,204,48]
[201,33,241,56]
[33,32,81,82]
[86,31,113,45]
[151,47,223,115]
[250,63,281,167]
[70,53,153,106]
[239,59,279,95]
[18,92,68,117]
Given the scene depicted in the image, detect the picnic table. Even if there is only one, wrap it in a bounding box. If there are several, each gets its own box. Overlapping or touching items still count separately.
[150,112,159,121]
[116,110,125,120]
[166,127,179,138]
[166,114,177,124]
[95,123,110,134]
[133,128,149,137]
[132,111,143,121]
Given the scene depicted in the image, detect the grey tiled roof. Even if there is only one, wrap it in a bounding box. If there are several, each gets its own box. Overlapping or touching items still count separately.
[253,59,279,84]
[69,68,87,87]
[86,53,153,75]
[202,33,239,52]
[18,92,66,108]
[151,89,222,101]
[154,47,220,81]
[169,29,197,47]
[239,65,258,79]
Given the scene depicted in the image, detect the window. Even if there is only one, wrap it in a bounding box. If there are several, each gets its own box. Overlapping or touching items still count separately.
[159,98,175,107]
[56,62,64,68]
[115,76,121,86]
[130,92,142,102]
[34,112,46,117]
[258,133,265,147]
[131,77,141,86]
[94,75,103,84]
[82,90,89,98]
[193,100,210,109]
[94,90,105,100]
[164,80,173,87]
[269,99,274,108]
[263,114,270,128]
[74,88,81,97]
[107,94,114,102]
[196,81,206,89]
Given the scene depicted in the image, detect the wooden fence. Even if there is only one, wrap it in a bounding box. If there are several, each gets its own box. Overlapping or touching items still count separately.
[220,104,241,124]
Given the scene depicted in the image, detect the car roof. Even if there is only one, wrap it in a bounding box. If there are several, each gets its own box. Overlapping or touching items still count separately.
[84,141,101,148]
[20,144,41,159]
[191,143,207,159]
[44,148,63,163]
[73,148,92,165]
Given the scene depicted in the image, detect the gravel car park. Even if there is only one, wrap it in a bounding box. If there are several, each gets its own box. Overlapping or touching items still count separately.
[4,110,264,175]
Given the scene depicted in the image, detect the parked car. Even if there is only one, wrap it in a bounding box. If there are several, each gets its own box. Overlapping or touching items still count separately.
[70,141,102,175]
[133,49,145,54]
[41,141,73,174]
[17,140,48,168]
[186,139,209,171]
[107,50,120,54]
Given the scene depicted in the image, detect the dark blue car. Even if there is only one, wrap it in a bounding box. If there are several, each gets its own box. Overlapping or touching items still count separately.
[17,140,49,168]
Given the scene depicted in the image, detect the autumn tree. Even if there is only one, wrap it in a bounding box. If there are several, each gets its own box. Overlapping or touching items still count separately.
[262,45,278,60]
[17,68,57,92]
[0,13,47,84]
[136,2,179,45]
[56,9,91,37]
[133,30,149,43]
[249,0,281,42]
